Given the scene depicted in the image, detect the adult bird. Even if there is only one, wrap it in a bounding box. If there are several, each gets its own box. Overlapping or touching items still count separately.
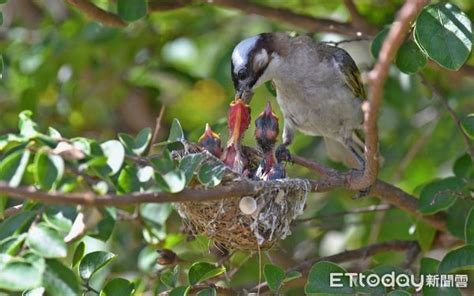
[231,32,368,170]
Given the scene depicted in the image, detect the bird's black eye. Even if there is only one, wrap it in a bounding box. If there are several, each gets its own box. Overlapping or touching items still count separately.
[237,68,248,80]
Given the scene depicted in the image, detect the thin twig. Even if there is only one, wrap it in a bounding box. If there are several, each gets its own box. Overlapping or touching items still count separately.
[65,0,126,27]
[151,105,166,148]
[342,0,374,34]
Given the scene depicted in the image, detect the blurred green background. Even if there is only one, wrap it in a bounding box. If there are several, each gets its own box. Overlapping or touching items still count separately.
[1,0,473,294]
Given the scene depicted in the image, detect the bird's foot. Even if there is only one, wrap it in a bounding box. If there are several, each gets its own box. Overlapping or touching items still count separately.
[347,168,372,199]
[275,144,292,163]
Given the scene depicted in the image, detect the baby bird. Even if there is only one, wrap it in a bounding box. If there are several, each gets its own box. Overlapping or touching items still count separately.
[198,123,222,158]
[221,99,251,174]
[255,102,286,180]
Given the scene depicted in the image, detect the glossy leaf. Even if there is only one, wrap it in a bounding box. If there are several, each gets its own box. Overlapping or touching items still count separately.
[371,27,390,58]
[101,140,125,175]
[0,149,30,186]
[415,3,473,70]
[461,114,474,139]
[118,165,140,193]
[79,251,116,280]
[453,154,473,179]
[178,153,205,184]
[305,261,354,294]
[263,264,285,292]
[117,0,147,22]
[34,151,64,190]
[197,162,225,187]
[438,245,474,273]
[0,211,36,240]
[167,119,185,143]
[169,286,190,296]
[418,177,464,214]
[0,261,42,291]
[26,223,67,258]
[395,40,427,74]
[188,262,225,285]
[196,287,216,296]
[100,278,135,296]
[72,241,85,267]
[157,170,186,193]
[43,259,80,296]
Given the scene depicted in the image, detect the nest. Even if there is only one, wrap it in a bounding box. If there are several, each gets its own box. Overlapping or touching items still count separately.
[174,145,310,251]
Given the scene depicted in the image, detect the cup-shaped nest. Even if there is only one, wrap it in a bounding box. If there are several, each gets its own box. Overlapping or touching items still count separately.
[174,149,310,251]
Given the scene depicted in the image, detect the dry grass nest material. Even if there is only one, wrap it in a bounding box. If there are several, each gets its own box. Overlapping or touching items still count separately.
[174,145,310,251]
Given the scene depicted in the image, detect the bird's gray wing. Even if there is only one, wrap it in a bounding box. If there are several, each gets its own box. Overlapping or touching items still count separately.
[318,44,367,100]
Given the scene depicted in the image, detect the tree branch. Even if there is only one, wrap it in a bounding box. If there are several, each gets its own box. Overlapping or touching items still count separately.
[0,177,343,206]
[292,155,446,231]
[351,0,429,190]
[64,0,126,27]
[342,0,375,34]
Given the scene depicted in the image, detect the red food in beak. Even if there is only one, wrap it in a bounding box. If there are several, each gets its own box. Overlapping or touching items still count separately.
[221,99,251,173]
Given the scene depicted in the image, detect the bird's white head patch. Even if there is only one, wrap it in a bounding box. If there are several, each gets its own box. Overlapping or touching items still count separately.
[231,35,260,72]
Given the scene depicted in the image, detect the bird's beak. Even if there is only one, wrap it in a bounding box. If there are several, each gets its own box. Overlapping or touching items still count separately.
[234,88,254,103]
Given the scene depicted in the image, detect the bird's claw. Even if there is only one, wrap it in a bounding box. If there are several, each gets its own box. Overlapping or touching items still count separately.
[275,144,292,163]
[348,168,372,199]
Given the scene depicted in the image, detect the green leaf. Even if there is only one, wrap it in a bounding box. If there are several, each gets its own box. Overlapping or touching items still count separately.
[79,251,116,280]
[42,211,72,234]
[100,278,135,296]
[421,257,461,296]
[26,223,67,258]
[0,211,36,240]
[169,286,190,296]
[0,149,30,186]
[453,153,473,179]
[160,268,178,288]
[0,234,26,255]
[197,163,225,187]
[167,119,185,143]
[465,208,474,245]
[18,111,39,138]
[0,261,42,291]
[196,287,216,296]
[23,287,46,296]
[188,262,225,285]
[34,151,64,190]
[134,127,152,155]
[91,208,116,242]
[305,261,354,294]
[178,153,205,184]
[72,241,85,267]
[418,177,465,214]
[117,165,140,193]
[263,264,285,292]
[101,140,125,175]
[117,0,147,22]
[119,127,152,156]
[447,199,473,239]
[395,40,427,74]
[415,220,436,252]
[139,203,172,226]
[43,259,80,296]
[439,245,474,273]
[284,270,302,282]
[371,27,390,58]
[461,114,474,139]
[156,170,186,193]
[152,150,175,174]
[415,3,473,70]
